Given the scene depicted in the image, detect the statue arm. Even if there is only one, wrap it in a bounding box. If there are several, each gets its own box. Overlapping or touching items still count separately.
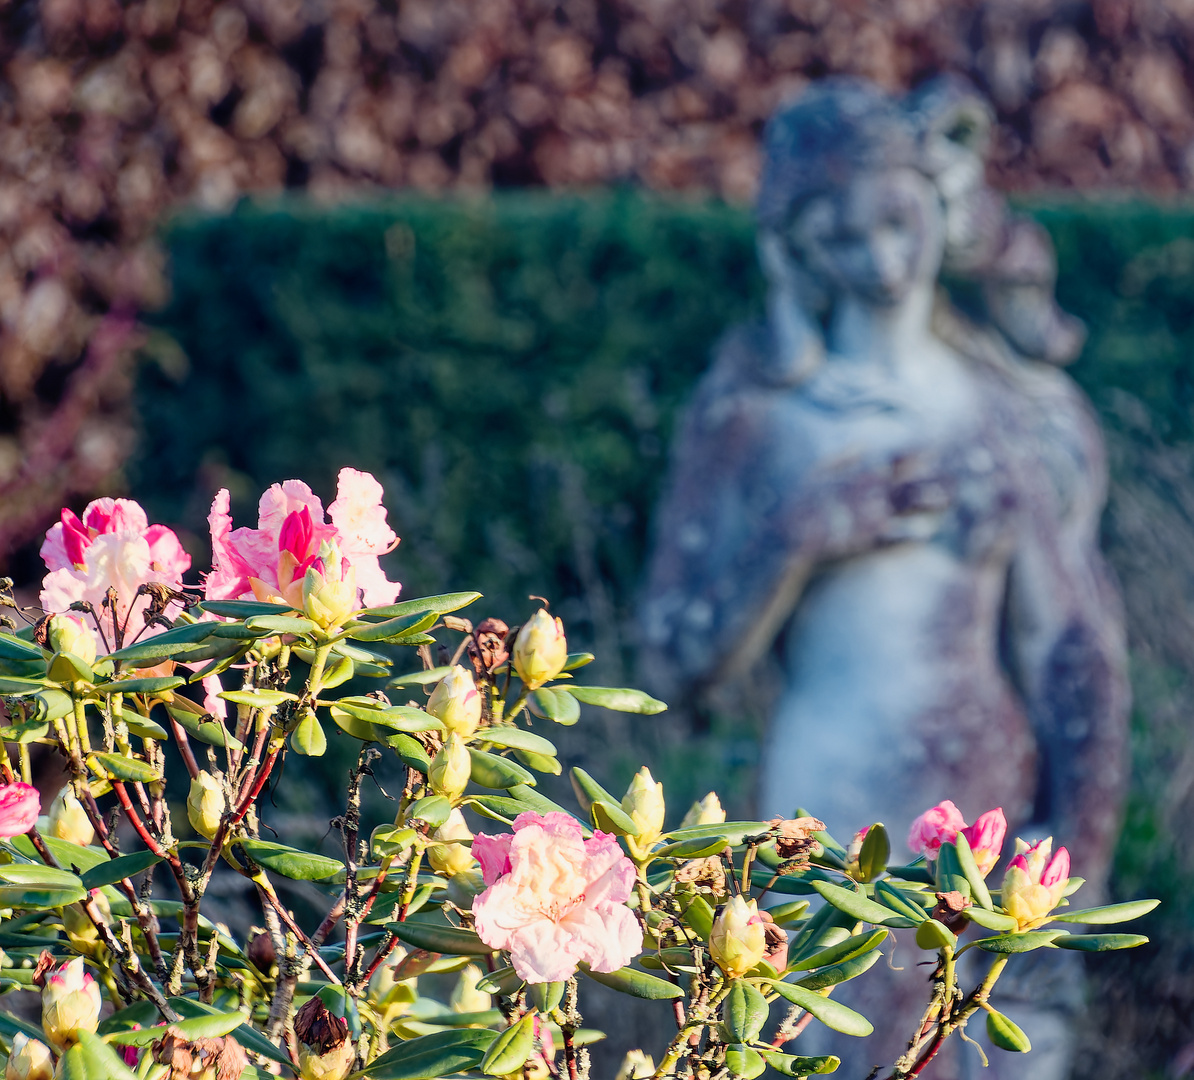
[1004,465,1129,894]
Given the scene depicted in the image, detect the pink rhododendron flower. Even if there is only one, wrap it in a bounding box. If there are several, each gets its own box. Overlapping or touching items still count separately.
[907,800,967,859]
[959,807,1007,877]
[472,812,642,984]
[39,498,190,652]
[205,469,400,610]
[1001,837,1070,930]
[0,783,39,839]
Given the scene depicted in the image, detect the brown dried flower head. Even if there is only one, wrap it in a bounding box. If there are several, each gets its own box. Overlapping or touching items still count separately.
[470,617,510,676]
[152,1029,248,1080]
[770,816,825,864]
[673,856,727,897]
[931,890,973,934]
[295,997,349,1054]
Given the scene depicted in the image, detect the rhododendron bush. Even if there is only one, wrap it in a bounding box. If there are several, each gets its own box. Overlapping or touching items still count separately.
[0,475,1157,1080]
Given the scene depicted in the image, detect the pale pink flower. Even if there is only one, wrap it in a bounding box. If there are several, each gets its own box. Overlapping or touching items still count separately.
[205,469,399,610]
[39,499,191,653]
[959,807,1007,877]
[472,812,642,984]
[0,783,39,839]
[907,800,966,859]
[1001,837,1070,930]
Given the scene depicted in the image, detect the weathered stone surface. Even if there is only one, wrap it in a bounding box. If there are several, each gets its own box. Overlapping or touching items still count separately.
[641,77,1129,1076]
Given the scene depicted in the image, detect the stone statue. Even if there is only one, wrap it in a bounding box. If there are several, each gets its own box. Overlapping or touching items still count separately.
[640,78,1128,1078]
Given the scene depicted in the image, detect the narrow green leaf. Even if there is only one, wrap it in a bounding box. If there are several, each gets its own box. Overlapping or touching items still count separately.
[105,1010,243,1044]
[856,823,889,883]
[567,686,666,714]
[350,1028,495,1080]
[236,840,342,881]
[914,919,956,951]
[0,634,47,661]
[165,698,243,751]
[724,1045,766,1079]
[1050,899,1159,925]
[529,687,580,725]
[120,712,169,740]
[679,894,714,940]
[591,799,639,837]
[873,880,929,924]
[476,966,523,995]
[758,1051,840,1076]
[569,767,619,815]
[168,997,291,1066]
[562,652,594,671]
[408,795,453,829]
[469,748,535,789]
[479,726,558,756]
[654,835,729,859]
[765,900,810,926]
[81,850,164,890]
[577,962,683,999]
[766,982,873,1036]
[390,920,494,956]
[787,928,889,973]
[795,947,883,991]
[198,600,293,619]
[365,592,482,619]
[1052,934,1149,952]
[48,651,95,684]
[480,1012,536,1077]
[105,623,217,664]
[954,833,993,910]
[243,614,316,635]
[59,1030,137,1080]
[529,981,565,1014]
[976,931,1067,953]
[218,688,297,708]
[87,751,162,784]
[966,907,1019,932]
[935,843,970,899]
[10,833,107,872]
[387,666,454,687]
[986,1009,1031,1052]
[347,611,437,643]
[667,822,771,845]
[724,982,769,1043]
[811,880,915,928]
[291,710,327,756]
[94,676,185,696]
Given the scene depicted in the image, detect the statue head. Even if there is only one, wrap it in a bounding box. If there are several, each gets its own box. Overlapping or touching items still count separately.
[757,79,946,312]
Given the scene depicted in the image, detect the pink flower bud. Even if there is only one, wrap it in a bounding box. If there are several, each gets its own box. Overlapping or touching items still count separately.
[959,807,1007,877]
[0,783,39,841]
[907,800,966,860]
[1000,837,1070,930]
[41,957,102,1050]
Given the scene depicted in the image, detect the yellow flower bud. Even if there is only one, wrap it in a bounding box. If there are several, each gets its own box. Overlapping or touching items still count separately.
[46,615,97,667]
[622,767,665,857]
[512,610,568,690]
[449,963,491,1014]
[61,890,109,955]
[426,808,475,877]
[41,957,101,1050]
[679,792,724,830]
[299,1041,354,1080]
[46,786,94,848]
[427,666,483,738]
[615,1050,656,1080]
[708,895,767,979]
[429,734,472,801]
[302,541,359,630]
[6,1033,53,1080]
[187,771,226,840]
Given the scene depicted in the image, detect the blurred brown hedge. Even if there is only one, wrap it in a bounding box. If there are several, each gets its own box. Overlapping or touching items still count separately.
[3,0,1194,560]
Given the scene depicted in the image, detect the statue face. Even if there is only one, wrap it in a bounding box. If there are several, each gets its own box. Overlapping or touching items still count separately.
[792,168,943,308]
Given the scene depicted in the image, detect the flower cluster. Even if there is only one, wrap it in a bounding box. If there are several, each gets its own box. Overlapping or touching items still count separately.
[907,799,1008,875]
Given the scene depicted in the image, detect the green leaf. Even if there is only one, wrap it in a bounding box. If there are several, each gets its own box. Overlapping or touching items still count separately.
[529,981,565,1014]
[120,712,169,740]
[0,634,47,661]
[390,920,494,955]
[105,623,217,665]
[33,688,73,722]
[795,947,883,991]
[566,686,666,714]
[48,651,95,684]
[0,1010,46,1043]
[466,788,589,833]
[856,823,889,883]
[976,931,1068,953]
[766,982,873,1037]
[98,1001,160,1034]
[787,928,889,973]
[529,687,580,725]
[291,710,327,756]
[666,822,772,845]
[0,881,86,908]
[351,1028,496,1080]
[168,996,291,1066]
[105,1010,243,1044]
[954,833,993,910]
[914,919,956,951]
[59,1030,138,1080]
[87,751,162,783]
[388,665,454,687]
[934,843,970,900]
[724,981,769,1043]
[591,799,640,837]
[986,1009,1031,1052]
[236,839,342,881]
[1053,934,1149,952]
[366,592,482,619]
[765,900,810,926]
[810,880,915,928]
[346,611,438,643]
[569,767,620,815]
[724,1045,766,1079]
[469,748,535,789]
[10,833,107,872]
[386,733,431,771]
[479,726,557,756]
[476,966,524,995]
[81,850,164,890]
[1050,899,1159,925]
[165,698,244,751]
[873,880,929,924]
[0,718,51,744]
[93,676,185,696]
[198,600,294,619]
[0,863,85,890]
[243,614,316,635]
[679,894,714,940]
[562,652,594,671]
[328,698,442,733]
[654,834,730,859]
[512,747,562,775]
[966,907,1019,933]
[0,676,51,694]
[408,795,453,829]
[480,1012,536,1077]
[758,1051,840,1076]
[218,688,297,708]
[884,861,934,885]
[577,962,683,999]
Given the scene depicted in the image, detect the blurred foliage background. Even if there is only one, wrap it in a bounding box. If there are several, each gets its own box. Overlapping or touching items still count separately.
[117,194,1194,1077]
